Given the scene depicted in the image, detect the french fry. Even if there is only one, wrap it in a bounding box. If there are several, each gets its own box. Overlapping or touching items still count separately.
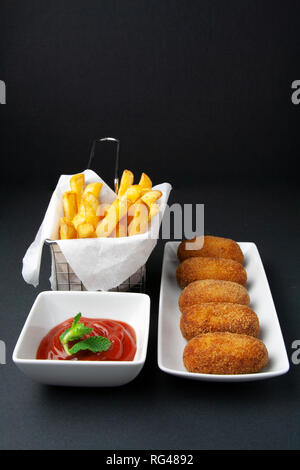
[140,188,153,196]
[70,173,85,206]
[72,213,86,230]
[96,198,130,238]
[61,169,162,240]
[118,170,134,197]
[83,182,103,198]
[59,217,77,240]
[79,193,100,228]
[148,202,160,220]
[116,218,128,237]
[77,223,96,238]
[141,190,162,208]
[83,214,100,229]
[97,203,111,222]
[138,172,152,190]
[124,185,142,204]
[119,186,146,234]
[128,202,149,236]
[110,218,128,238]
[80,192,100,213]
[62,191,77,221]
[127,208,135,228]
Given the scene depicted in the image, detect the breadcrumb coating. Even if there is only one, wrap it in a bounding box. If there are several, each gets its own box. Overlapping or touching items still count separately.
[180,302,259,340]
[178,279,250,312]
[183,332,268,375]
[176,256,247,288]
[177,236,244,264]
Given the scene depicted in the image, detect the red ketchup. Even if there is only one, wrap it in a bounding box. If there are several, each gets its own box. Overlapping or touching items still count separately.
[36,317,136,361]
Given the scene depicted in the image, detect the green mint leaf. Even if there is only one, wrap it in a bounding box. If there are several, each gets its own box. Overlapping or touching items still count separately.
[59,327,71,343]
[59,313,93,355]
[60,313,92,342]
[69,336,111,355]
[65,322,93,342]
[73,313,82,325]
[59,313,81,343]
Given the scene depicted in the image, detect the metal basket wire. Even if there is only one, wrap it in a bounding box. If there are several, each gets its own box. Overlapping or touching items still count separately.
[46,137,146,292]
[46,240,146,292]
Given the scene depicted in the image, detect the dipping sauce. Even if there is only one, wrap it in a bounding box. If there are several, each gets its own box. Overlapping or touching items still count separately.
[36,317,136,361]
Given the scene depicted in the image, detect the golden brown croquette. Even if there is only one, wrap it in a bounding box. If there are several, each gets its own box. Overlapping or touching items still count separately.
[177,236,244,264]
[183,332,268,375]
[180,302,259,340]
[178,280,250,312]
[176,256,247,288]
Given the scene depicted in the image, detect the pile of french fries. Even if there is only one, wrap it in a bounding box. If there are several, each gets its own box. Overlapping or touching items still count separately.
[59,171,162,239]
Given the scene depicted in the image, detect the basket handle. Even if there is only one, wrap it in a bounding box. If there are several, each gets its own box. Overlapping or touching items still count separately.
[87,137,120,194]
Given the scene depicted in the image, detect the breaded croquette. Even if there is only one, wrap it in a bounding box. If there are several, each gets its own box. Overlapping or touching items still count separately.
[176,256,247,289]
[183,332,268,375]
[178,279,250,312]
[177,235,244,264]
[180,302,259,340]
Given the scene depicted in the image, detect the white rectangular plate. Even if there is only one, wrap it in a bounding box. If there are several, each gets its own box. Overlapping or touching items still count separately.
[158,242,289,382]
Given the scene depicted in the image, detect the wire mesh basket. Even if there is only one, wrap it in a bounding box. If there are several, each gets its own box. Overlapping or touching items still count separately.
[45,137,146,293]
[46,240,146,292]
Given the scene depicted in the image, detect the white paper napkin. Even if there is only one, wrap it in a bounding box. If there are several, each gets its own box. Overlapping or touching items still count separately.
[22,170,172,291]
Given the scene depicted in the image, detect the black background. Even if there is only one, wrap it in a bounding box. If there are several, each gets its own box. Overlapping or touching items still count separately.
[0,0,300,450]
[1,0,300,185]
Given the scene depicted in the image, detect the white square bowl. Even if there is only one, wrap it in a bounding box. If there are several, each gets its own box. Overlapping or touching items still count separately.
[13,291,150,387]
